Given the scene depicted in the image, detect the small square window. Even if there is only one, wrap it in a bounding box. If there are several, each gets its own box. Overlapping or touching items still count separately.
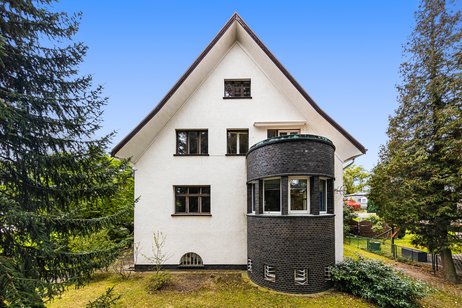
[176,130,208,155]
[264,265,276,282]
[174,186,211,214]
[224,80,251,98]
[294,269,308,285]
[227,129,249,154]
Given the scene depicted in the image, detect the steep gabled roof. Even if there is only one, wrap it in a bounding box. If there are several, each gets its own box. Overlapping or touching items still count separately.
[111,13,366,158]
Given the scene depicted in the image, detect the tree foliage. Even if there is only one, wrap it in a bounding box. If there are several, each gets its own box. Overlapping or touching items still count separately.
[369,0,462,282]
[343,164,369,195]
[0,1,133,305]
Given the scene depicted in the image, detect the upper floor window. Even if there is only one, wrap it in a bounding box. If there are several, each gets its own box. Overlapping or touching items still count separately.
[289,177,309,213]
[224,79,251,98]
[264,178,281,213]
[267,129,300,138]
[227,129,249,155]
[176,130,208,155]
[319,179,327,213]
[174,186,210,214]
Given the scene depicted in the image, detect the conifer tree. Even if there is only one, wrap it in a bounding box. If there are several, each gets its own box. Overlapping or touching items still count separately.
[0,1,133,305]
[370,0,461,282]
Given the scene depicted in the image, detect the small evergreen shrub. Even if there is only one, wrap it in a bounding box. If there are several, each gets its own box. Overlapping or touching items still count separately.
[86,286,121,308]
[147,272,171,292]
[330,258,427,308]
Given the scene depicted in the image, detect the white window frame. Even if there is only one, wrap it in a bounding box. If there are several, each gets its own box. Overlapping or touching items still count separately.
[319,177,328,214]
[227,129,249,154]
[263,177,281,214]
[288,176,310,214]
[278,129,300,136]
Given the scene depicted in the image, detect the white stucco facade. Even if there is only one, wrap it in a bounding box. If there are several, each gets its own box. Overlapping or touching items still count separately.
[113,14,365,267]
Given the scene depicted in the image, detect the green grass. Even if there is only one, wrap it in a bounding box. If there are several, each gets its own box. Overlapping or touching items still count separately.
[47,272,372,308]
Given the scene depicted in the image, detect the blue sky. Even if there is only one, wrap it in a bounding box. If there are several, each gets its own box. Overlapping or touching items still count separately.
[55,0,438,170]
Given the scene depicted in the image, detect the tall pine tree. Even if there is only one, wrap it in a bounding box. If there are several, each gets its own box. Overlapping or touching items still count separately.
[0,1,133,305]
[370,0,461,282]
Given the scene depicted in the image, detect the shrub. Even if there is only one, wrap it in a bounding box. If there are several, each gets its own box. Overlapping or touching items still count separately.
[86,286,121,308]
[147,272,171,292]
[330,258,427,308]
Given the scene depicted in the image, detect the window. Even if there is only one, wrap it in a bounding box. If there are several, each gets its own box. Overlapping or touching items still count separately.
[251,182,256,213]
[227,130,249,154]
[324,267,332,281]
[180,252,204,267]
[176,130,208,155]
[319,179,327,213]
[247,259,253,272]
[294,269,308,285]
[267,129,300,138]
[263,178,281,213]
[289,177,309,213]
[224,79,251,98]
[174,186,210,214]
[264,265,276,282]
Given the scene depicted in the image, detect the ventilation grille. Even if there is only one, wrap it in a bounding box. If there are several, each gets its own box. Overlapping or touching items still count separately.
[247,259,253,272]
[264,265,276,282]
[324,266,332,281]
[294,269,308,285]
[179,252,204,267]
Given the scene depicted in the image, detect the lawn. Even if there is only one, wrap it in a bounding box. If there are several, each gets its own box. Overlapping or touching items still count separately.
[47,271,372,308]
[47,244,462,308]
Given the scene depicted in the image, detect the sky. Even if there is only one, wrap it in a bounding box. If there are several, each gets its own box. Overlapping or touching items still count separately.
[53,0,447,170]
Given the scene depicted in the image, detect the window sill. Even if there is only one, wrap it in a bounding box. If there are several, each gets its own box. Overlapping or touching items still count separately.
[223,96,252,100]
[171,213,212,217]
[225,153,246,156]
[173,154,210,157]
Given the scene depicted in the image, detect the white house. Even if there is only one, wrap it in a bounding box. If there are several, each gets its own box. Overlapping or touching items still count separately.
[112,13,366,294]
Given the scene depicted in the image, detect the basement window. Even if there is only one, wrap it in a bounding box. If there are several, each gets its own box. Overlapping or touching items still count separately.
[247,259,253,272]
[224,79,251,98]
[294,269,308,285]
[264,265,276,282]
[324,267,332,281]
[179,252,204,267]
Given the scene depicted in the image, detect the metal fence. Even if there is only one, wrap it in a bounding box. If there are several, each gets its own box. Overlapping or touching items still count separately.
[346,235,462,276]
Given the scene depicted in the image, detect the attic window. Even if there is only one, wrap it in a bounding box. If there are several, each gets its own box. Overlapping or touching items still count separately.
[224,80,251,98]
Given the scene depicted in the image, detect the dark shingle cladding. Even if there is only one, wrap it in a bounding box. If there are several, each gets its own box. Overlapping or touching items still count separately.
[111,13,366,157]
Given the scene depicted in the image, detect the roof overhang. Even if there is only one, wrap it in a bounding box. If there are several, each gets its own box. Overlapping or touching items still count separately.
[111,13,367,162]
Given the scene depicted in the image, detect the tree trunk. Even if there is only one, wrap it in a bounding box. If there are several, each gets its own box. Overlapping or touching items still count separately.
[440,248,458,283]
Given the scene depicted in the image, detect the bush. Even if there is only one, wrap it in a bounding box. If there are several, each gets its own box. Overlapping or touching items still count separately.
[147,272,171,292]
[330,258,427,308]
[86,286,121,308]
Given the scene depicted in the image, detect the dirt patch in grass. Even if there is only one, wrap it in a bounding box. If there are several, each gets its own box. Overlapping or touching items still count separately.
[162,272,241,293]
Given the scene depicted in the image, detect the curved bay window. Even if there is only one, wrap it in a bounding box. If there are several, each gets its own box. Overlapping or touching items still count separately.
[289,177,309,213]
[263,178,281,213]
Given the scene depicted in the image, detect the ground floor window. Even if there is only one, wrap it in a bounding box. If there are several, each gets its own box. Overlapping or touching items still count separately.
[174,186,210,214]
[263,178,281,213]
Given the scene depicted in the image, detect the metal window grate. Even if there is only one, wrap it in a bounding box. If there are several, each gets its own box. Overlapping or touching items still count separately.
[294,269,308,285]
[324,267,332,281]
[247,259,253,272]
[264,265,276,282]
[179,252,204,267]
